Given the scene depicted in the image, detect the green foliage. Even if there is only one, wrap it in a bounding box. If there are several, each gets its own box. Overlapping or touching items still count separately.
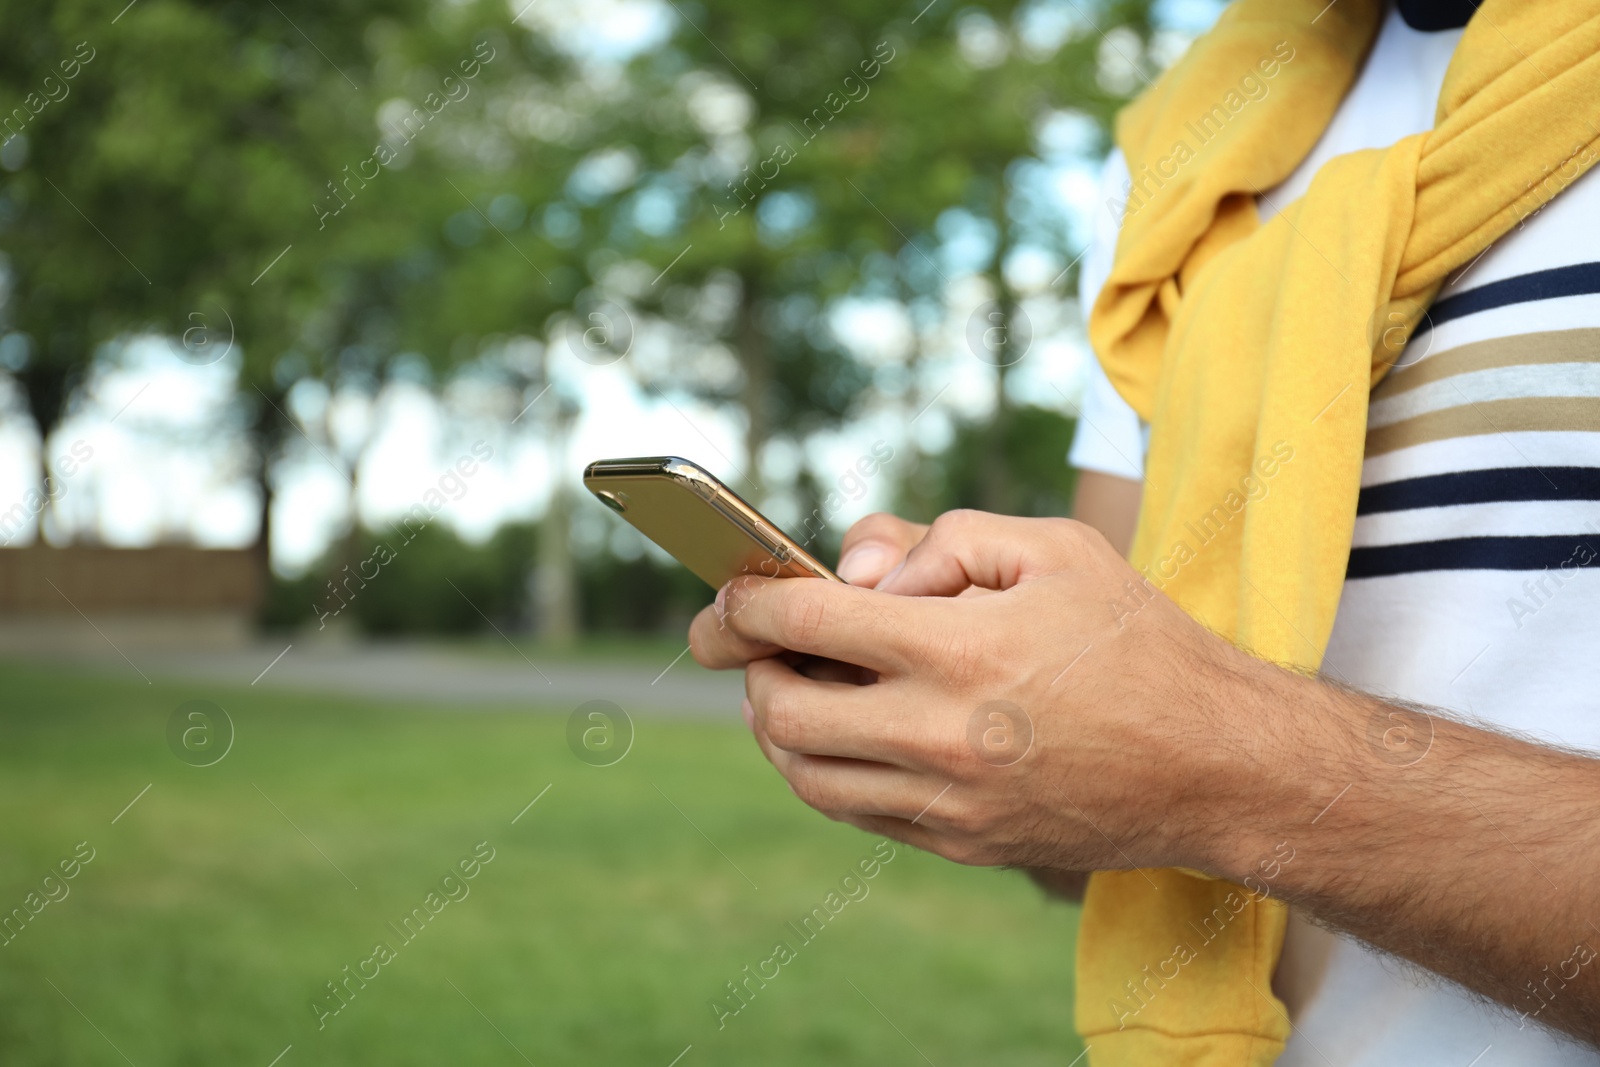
[899,405,1081,522]
[348,522,535,635]
[263,521,536,634]
[586,0,1151,472]
[577,550,710,633]
[4,0,1164,624]
[0,0,576,455]
[264,521,713,637]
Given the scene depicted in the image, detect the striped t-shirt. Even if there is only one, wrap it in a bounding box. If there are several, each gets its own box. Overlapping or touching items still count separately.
[1067,7,1600,1065]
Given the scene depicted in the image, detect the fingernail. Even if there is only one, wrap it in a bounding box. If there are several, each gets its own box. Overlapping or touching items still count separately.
[741,698,755,730]
[837,544,889,585]
[715,582,729,615]
[878,560,906,591]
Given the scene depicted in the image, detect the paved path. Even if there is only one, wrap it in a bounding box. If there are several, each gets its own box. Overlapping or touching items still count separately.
[24,637,745,719]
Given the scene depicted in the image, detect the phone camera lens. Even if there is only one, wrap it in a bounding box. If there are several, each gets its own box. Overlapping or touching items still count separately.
[596,490,628,513]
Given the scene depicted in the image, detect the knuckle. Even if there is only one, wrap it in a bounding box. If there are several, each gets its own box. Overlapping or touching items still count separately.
[947,797,998,840]
[930,508,981,541]
[761,689,805,752]
[789,760,832,812]
[1046,515,1083,538]
[938,836,989,867]
[1054,516,1097,547]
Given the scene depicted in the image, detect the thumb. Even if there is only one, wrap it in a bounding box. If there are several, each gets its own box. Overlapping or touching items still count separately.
[835,514,928,586]
[875,510,1062,597]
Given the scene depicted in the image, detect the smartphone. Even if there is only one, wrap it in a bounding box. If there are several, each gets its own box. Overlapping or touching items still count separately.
[583,456,842,589]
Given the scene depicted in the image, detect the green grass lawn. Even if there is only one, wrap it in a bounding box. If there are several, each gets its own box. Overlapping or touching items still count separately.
[0,658,1083,1066]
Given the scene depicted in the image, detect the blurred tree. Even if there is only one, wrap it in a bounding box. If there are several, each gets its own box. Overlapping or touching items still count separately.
[379,26,617,643]
[0,0,367,543]
[261,519,537,634]
[582,0,1154,526]
[0,0,370,550]
[576,3,918,501]
[832,0,1152,512]
[577,548,707,634]
[260,516,714,639]
[1,0,1173,639]
[899,403,1080,520]
[0,0,575,559]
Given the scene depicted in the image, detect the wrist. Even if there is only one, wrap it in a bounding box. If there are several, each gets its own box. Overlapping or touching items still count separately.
[1166,649,1364,883]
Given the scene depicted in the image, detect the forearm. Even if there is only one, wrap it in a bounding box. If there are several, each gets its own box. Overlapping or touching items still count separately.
[1203,664,1600,1042]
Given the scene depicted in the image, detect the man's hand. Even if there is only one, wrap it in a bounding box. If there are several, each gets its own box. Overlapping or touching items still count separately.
[693,507,1600,1046]
[694,509,1289,873]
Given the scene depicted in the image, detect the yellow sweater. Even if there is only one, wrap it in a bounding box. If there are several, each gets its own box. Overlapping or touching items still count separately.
[1075,1,1600,1063]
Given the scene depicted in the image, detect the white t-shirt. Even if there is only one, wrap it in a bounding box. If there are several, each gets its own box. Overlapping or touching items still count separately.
[1068,7,1600,1065]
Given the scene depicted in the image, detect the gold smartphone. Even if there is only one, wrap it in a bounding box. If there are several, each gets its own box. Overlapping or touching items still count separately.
[583,456,842,589]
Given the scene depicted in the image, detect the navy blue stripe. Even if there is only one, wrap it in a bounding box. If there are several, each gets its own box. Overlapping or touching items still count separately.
[1357,467,1600,515]
[1347,535,1600,578]
[1414,262,1600,337]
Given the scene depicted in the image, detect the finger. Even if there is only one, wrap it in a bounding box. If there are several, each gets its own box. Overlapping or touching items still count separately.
[876,510,1080,598]
[747,718,937,821]
[746,656,906,763]
[779,651,877,685]
[838,811,997,868]
[838,812,944,855]
[718,574,924,674]
[688,598,780,670]
[836,513,929,587]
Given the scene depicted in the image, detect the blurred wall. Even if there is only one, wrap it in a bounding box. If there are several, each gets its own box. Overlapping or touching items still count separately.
[0,547,261,652]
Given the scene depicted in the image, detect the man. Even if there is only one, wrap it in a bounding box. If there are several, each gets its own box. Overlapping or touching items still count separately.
[692,0,1600,1063]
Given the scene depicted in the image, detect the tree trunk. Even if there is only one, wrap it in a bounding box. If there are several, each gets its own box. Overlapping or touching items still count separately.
[338,452,365,584]
[979,178,1016,515]
[36,451,54,543]
[315,384,378,625]
[249,380,290,611]
[897,279,937,523]
[534,476,578,647]
[736,266,770,497]
[532,352,580,646]
[19,356,74,544]
[253,449,273,569]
